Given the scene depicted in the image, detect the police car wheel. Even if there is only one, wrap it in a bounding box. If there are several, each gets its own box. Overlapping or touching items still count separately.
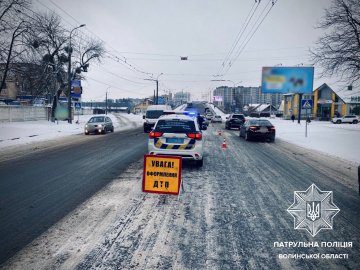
[196,159,203,167]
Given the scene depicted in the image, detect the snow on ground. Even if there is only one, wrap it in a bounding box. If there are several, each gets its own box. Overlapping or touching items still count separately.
[0,110,359,165]
[210,103,360,165]
[272,118,360,165]
[0,113,144,149]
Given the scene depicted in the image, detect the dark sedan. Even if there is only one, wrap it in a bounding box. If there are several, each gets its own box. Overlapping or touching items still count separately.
[225,114,246,129]
[239,119,275,142]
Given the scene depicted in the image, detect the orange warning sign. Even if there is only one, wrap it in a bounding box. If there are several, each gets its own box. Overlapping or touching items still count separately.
[142,155,182,195]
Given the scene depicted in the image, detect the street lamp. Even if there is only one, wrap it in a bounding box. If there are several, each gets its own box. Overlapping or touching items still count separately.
[67,24,85,124]
[145,73,163,105]
[105,86,111,115]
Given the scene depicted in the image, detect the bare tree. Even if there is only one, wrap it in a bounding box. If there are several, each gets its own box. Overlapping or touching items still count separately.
[0,0,31,93]
[311,0,360,87]
[73,36,105,79]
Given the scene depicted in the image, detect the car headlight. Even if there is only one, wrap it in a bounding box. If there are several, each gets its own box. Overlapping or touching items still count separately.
[98,124,103,128]
[85,124,88,128]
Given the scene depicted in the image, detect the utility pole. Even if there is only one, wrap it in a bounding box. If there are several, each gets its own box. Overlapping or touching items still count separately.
[145,73,163,105]
[105,86,111,115]
[105,91,108,115]
[298,93,303,123]
[67,24,85,124]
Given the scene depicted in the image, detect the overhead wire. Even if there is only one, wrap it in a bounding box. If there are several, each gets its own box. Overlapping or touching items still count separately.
[86,77,152,96]
[216,0,259,76]
[24,2,157,97]
[37,0,159,92]
[222,0,278,76]
[41,0,153,77]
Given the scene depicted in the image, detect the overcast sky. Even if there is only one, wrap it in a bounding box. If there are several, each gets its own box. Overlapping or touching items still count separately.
[33,0,337,101]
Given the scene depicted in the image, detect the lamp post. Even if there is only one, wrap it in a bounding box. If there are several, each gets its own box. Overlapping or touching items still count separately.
[145,73,163,105]
[105,86,111,114]
[67,24,85,123]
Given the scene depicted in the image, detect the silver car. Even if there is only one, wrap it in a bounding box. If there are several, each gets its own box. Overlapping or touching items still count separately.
[84,116,114,135]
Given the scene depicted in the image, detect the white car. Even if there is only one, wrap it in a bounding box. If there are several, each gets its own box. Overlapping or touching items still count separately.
[148,114,204,166]
[331,115,359,124]
[211,115,222,123]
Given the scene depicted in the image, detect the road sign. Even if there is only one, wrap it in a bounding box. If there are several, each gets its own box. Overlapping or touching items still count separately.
[74,102,81,111]
[301,99,313,109]
[142,155,182,195]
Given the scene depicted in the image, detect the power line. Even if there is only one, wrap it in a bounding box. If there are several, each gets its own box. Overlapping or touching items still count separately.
[39,0,153,77]
[86,77,152,96]
[91,65,152,85]
[221,0,279,76]
[217,0,259,76]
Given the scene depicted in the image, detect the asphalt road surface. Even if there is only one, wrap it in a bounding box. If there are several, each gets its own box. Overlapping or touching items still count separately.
[1,124,360,269]
[0,127,148,264]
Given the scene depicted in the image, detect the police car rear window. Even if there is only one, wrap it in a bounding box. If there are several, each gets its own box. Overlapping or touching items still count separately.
[155,119,196,133]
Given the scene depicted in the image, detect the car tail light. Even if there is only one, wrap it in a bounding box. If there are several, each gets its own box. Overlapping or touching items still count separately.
[149,131,163,138]
[249,126,257,131]
[187,133,202,140]
[268,126,276,132]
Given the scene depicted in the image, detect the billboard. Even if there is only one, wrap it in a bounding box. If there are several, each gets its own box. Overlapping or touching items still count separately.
[261,67,314,94]
[71,80,82,98]
[213,96,223,102]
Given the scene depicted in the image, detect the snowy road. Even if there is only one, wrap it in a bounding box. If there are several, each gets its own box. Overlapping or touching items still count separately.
[1,124,359,270]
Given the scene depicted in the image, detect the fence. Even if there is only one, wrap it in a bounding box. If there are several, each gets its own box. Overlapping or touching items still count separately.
[0,106,49,122]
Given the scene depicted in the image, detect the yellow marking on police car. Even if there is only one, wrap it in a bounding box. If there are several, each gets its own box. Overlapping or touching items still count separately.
[154,138,195,150]
[178,144,188,150]
[155,139,162,148]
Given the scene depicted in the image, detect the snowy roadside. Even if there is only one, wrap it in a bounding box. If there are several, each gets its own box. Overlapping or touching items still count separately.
[0,113,144,150]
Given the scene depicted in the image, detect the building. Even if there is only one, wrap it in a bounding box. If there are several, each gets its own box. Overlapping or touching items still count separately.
[173,91,191,107]
[0,63,56,104]
[283,83,360,120]
[213,86,283,113]
[133,98,153,114]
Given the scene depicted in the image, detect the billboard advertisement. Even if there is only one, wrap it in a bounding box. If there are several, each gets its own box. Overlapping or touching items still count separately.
[261,67,314,94]
[213,96,223,102]
[71,80,82,98]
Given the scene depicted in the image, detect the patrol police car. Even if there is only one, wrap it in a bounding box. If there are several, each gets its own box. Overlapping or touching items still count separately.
[147,114,204,167]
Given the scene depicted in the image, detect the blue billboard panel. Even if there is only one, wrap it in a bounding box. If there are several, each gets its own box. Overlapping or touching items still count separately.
[261,67,314,94]
[71,80,82,98]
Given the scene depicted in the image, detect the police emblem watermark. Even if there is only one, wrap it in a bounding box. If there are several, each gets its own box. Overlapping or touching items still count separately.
[287,184,340,237]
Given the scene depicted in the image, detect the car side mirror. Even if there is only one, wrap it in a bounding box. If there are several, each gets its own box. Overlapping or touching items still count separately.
[201,124,207,130]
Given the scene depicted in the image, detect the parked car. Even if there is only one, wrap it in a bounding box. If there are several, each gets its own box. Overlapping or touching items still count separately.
[84,116,114,135]
[239,118,275,142]
[331,115,359,124]
[225,113,246,129]
[211,115,222,123]
[148,114,204,166]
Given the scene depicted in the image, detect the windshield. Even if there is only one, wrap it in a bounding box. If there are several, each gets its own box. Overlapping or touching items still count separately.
[146,110,164,119]
[88,117,105,123]
[155,119,196,133]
